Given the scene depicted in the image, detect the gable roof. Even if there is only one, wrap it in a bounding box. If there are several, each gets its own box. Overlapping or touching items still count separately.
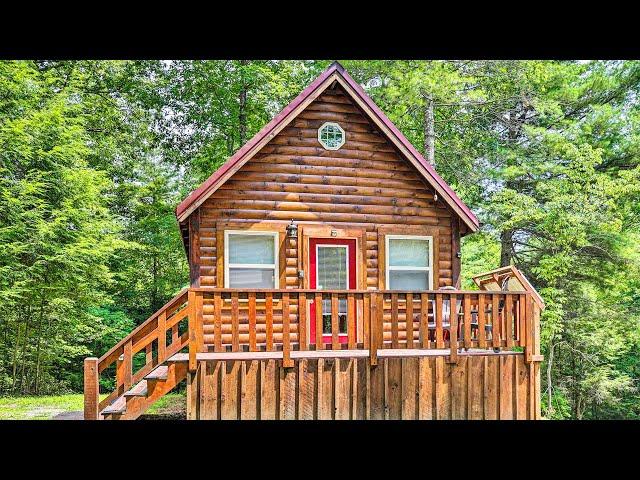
[176,62,480,232]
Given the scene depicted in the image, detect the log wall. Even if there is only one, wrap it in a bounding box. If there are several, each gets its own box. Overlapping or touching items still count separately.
[188,353,541,420]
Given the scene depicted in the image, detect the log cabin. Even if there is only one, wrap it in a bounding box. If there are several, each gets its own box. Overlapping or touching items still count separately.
[84,62,544,420]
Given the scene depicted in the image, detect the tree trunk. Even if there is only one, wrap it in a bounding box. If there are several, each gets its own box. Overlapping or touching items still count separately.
[500,229,514,267]
[33,293,46,395]
[11,322,22,391]
[423,93,435,166]
[546,338,555,416]
[238,60,249,145]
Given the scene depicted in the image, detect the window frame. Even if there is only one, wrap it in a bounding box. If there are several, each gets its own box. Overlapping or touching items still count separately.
[317,121,345,150]
[224,230,280,289]
[385,234,433,290]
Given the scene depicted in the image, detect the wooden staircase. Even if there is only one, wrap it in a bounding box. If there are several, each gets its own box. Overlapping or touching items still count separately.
[100,357,188,420]
[84,290,193,420]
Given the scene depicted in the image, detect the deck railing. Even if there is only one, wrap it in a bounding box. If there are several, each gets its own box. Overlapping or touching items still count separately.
[85,287,540,419]
[188,288,538,368]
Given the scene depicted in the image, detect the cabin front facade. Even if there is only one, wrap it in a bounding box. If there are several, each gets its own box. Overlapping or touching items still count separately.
[84,62,543,420]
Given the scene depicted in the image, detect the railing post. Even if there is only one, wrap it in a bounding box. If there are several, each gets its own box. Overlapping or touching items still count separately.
[369,292,379,366]
[83,357,99,420]
[447,294,458,364]
[188,289,197,372]
[525,294,534,363]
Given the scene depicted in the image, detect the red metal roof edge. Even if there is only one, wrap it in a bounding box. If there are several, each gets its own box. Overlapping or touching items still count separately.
[176,61,479,231]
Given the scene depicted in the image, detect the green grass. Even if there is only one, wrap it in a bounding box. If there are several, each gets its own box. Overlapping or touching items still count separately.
[0,392,186,420]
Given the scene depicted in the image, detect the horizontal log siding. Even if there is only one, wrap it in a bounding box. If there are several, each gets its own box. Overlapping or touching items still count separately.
[193,86,459,348]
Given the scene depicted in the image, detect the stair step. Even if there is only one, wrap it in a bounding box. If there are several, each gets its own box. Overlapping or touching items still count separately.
[124,380,148,398]
[145,365,169,381]
[101,396,126,415]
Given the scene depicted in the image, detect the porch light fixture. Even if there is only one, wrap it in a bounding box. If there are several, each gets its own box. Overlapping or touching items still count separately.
[286,219,298,239]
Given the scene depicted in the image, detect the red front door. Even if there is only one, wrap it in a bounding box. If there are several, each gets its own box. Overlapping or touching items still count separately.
[309,238,357,345]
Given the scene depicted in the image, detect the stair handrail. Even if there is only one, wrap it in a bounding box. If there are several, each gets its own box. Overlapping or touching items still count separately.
[84,287,190,419]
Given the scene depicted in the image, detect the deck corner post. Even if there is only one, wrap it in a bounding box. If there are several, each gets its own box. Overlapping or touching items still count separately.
[84,357,99,420]
[524,294,534,363]
[188,289,198,372]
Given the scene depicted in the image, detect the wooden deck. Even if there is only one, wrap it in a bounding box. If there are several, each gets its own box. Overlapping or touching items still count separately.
[84,287,542,420]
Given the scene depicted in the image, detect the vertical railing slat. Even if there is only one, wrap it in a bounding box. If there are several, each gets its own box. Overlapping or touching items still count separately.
[369,292,379,366]
[406,293,414,348]
[331,293,339,350]
[298,292,307,351]
[391,293,399,348]
[463,294,471,350]
[420,293,430,349]
[248,292,257,351]
[265,293,274,351]
[448,294,458,363]
[518,294,527,347]
[315,292,323,349]
[505,294,514,348]
[123,340,133,390]
[145,343,153,366]
[435,293,444,349]
[492,294,501,349]
[195,291,204,355]
[231,292,239,352]
[478,293,486,349]
[347,293,356,349]
[188,289,197,371]
[157,310,167,362]
[214,292,223,352]
[362,293,369,349]
[282,292,292,367]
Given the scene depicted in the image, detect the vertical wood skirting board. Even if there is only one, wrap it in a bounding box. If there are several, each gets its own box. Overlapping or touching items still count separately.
[190,354,538,420]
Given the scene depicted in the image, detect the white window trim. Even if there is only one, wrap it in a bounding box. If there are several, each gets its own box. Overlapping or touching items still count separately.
[317,121,345,150]
[385,234,433,290]
[224,230,279,288]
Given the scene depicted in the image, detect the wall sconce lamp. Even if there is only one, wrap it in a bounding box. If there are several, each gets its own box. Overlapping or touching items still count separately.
[286,219,298,239]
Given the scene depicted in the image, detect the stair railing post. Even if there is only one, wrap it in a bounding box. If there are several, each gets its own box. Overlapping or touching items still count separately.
[83,357,99,420]
[188,289,197,372]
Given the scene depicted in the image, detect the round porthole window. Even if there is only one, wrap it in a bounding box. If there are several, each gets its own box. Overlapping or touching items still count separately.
[318,122,345,150]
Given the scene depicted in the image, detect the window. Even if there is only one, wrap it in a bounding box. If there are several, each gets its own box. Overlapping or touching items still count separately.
[385,235,433,290]
[316,245,348,334]
[224,231,279,288]
[317,122,345,150]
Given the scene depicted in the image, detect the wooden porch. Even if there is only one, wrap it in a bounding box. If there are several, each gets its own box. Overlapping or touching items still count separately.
[84,288,542,420]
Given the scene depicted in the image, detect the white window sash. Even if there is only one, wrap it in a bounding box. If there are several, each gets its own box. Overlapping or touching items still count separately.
[385,234,433,290]
[224,230,279,288]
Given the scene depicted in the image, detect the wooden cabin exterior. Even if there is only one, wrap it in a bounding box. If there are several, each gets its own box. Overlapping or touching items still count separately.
[84,62,543,420]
